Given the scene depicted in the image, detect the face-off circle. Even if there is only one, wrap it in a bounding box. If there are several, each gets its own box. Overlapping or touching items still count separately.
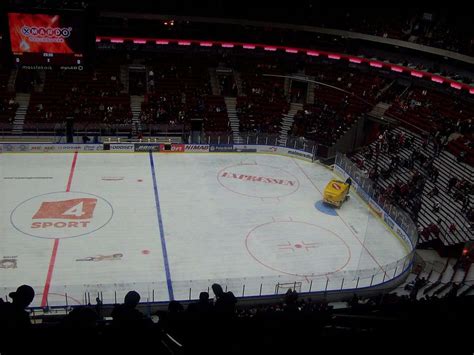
[245,221,351,277]
[10,191,113,239]
[217,163,300,198]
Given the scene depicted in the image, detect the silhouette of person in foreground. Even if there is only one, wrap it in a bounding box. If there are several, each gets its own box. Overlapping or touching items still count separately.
[0,285,35,354]
[111,290,149,328]
[211,283,237,318]
[187,291,213,316]
[0,285,35,329]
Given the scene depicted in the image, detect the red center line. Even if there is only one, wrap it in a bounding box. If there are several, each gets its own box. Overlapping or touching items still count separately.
[292,158,388,277]
[66,152,78,192]
[40,238,59,307]
[40,152,78,307]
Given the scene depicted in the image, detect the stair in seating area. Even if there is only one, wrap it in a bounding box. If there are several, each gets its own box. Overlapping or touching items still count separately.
[224,97,243,144]
[278,103,303,146]
[11,93,30,135]
[306,82,315,104]
[208,68,221,96]
[120,65,129,93]
[7,69,18,92]
[131,95,144,136]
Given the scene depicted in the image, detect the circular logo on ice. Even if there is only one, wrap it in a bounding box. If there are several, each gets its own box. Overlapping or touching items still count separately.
[10,191,113,239]
[217,164,300,199]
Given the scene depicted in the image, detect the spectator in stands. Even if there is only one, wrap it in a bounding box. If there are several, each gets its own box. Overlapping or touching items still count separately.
[0,285,35,329]
[62,306,98,329]
[462,195,471,212]
[168,300,184,313]
[283,288,299,312]
[431,223,441,239]
[449,223,457,234]
[457,150,467,163]
[412,198,422,220]
[187,292,212,315]
[364,146,373,161]
[211,283,237,318]
[349,293,360,310]
[447,177,458,193]
[82,135,91,144]
[111,290,148,328]
[428,186,439,198]
[428,165,439,183]
[95,296,103,320]
[432,201,440,213]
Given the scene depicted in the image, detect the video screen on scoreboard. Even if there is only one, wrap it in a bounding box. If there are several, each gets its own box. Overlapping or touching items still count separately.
[8,12,86,67]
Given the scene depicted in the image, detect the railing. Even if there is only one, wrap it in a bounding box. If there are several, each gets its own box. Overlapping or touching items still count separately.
[203,132,319,155]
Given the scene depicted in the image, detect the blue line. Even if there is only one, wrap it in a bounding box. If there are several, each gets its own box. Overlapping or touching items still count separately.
[149,152,174,301]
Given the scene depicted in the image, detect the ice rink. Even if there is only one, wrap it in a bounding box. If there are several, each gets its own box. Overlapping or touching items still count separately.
[0,152,410,306]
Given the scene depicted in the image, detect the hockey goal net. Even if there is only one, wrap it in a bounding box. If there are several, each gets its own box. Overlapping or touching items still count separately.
[274,281,302,294]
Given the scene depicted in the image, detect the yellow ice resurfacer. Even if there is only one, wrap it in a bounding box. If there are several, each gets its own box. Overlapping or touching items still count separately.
[323,178,351,208]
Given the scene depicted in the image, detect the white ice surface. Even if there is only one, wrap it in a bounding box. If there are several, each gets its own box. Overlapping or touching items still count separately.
[0,153,409,306]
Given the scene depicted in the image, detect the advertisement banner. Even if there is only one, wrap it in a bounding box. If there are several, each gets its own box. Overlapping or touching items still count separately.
[209,144,234,153]
[384,214,413,248]
[233,145,257,153]
[81,145,103,152]
[285,149,313,161]
[255,145,278,153]
[54,144,82,152]
[2,144,29,152]
[134,143,160,152]
[28,144,46,152]
[109,144,135,152]
[185,144,209,152]
[1,144,104,153]
[159,144,185,152]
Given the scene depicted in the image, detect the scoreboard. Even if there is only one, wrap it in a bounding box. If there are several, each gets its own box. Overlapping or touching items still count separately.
[7,11,92,68]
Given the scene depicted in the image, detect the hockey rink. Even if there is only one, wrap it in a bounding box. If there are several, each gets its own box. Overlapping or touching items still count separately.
[0,152,410,306]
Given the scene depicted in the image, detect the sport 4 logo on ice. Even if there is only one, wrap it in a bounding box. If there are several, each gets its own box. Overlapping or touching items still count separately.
[11,192,113,239]
[32,198,97,229]
[33,198,97,220]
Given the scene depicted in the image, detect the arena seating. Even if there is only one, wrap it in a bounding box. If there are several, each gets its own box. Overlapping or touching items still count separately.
[385,87,474,167]
[140,53,214,129]
[352,126,473,249]
[24,65,132,131]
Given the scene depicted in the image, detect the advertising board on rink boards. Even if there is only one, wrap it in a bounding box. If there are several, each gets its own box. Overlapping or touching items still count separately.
[184,144,209,152]
[159,144,185,152]
[233,145,257,153]
[134,143,160,152]
[109,144,134,152]
[209,144,234,152]
[252,145,313,161]
[0,144,103,152]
